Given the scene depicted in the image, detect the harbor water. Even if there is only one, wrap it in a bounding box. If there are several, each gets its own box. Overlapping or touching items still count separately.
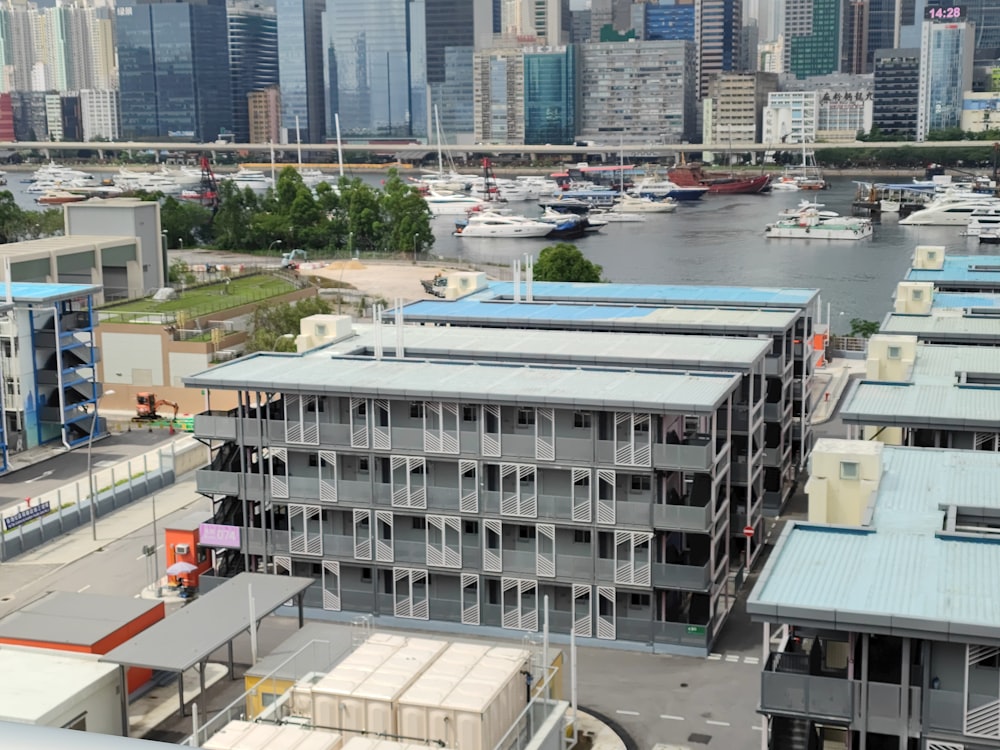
[430,178,987,331]
[8,170,986,330]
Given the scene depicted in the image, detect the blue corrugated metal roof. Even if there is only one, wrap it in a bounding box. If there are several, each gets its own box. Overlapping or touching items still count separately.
[465,281,818,307]
[906,254,1000,283]
[840,380,1000,427]
[5,282,101,303]
[749,446,1000,635]
[932,292,1000,309]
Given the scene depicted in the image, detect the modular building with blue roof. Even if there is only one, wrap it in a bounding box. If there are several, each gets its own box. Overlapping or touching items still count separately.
[748,439,1000,749]
[839,333,1000,452]
[402,274,823,515]
[904,249,1000,293]
[185,350,745,655]
[0,281,105,467]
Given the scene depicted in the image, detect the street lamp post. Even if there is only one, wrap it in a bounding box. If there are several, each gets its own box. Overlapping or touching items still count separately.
[87,388,115,542]
[413,233,418,264]
[268,239,283,259]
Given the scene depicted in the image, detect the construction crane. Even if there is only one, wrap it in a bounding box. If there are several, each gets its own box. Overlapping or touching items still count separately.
[134,392,179,422]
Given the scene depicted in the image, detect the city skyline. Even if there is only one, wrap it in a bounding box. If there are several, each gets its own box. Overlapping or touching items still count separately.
[0,0,996,144]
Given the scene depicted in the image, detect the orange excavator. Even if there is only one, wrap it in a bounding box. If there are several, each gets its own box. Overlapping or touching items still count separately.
[134,392,179,422]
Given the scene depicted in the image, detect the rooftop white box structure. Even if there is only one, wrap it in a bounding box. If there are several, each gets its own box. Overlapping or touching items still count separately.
[0,645,123,735]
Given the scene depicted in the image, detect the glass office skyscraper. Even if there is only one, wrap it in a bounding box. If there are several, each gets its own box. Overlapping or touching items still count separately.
[277,0,325,143]
[640,5,695,42]
[116,0,233,140]
[228,1,279,143]
[916,16,974,140]
[523,46,575,145]
[322,0,427,139]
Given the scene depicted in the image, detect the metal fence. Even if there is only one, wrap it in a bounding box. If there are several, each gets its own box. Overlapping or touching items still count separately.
[0,443,177,562]
[829,335,868,353]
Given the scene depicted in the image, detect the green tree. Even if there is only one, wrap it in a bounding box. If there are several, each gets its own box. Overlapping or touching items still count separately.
[532,243,603,283]
[849,318,880,338]
[339,177,385,253]
[212,181,259,250]
[161,195,212,247]
[0,191,26,243]
[245,296,333,353]
[380,169,433,255]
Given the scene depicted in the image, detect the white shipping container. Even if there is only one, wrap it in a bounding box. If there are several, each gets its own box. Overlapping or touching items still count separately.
[395,647,530,750]
[311,638,448,734]
[203,720,342,750]
[339,738,428,750]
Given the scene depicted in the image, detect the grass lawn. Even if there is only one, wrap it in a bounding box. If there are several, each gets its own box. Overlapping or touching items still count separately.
[104,275,296,315]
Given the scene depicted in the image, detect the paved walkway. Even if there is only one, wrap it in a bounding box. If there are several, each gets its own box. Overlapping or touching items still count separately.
[3,478,202,567]
[811,356,867,424]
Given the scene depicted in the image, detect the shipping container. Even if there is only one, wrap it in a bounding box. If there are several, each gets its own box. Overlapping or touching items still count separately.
[203,720,342,750]
[395,647,529,750]
[338,738,429,750]
[311,637,447,734]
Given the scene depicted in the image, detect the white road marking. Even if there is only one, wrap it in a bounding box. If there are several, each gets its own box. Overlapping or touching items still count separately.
[744,656,760,665]
[707,653,722,660]
[752,726,764,731]
[24,470,53,483]
[77,584,90,593]
[660,715,685,721]
[94,460,115,468]
[706,720,731,727]
[616,710,640,717]
[725,654,740,662]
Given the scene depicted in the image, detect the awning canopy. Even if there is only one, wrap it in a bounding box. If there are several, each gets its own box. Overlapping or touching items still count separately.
[101,572,313,673]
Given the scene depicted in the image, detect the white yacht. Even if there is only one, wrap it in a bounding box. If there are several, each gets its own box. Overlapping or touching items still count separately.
[299,168,333,187]
[614,194,677,213]
[966,206,1000,236]
[227,168,274,188]
[900,195,1000,226]
[454,211,553,238]
[424,190,488,216]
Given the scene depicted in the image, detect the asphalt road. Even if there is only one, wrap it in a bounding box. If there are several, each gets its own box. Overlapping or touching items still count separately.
[0,481,771,750]
[0,430,179,507]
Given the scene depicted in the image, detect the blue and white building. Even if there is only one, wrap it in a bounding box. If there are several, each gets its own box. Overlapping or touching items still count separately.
[750,438,1000,750]
[0,282,104,462]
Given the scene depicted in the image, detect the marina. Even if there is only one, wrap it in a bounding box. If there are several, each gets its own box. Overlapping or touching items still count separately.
[3,165,994,328]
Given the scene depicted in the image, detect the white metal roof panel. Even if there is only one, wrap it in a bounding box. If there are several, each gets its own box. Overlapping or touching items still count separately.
[840,380,1000,428]
[185,356,740,413]
[911,343,1000,384]
[882,311,1000,338]
[318,324,769,370]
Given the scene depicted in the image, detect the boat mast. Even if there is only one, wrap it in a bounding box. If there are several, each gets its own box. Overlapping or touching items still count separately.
[335,113,345,179]
[295,115,303,167]
[435,105,444,175]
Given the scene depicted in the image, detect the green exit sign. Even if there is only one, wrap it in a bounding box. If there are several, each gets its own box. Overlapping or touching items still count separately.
[686,625,706,636]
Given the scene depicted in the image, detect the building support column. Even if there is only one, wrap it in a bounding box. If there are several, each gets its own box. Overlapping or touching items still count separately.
[859,633,870,750]
[899,637,910,750]
[178,669,186,717]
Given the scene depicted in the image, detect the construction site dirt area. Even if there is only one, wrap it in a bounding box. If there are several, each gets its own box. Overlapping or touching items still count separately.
[304,262,469,304]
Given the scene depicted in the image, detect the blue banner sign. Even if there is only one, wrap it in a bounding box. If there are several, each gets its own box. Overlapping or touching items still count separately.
[3,502,52,531]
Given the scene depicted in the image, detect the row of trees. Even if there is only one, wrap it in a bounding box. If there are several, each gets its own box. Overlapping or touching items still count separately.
[155,167,435,256]
[0,191,65,244]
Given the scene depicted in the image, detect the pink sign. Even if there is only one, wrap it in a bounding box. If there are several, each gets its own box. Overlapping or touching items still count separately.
[198,523,241,549]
